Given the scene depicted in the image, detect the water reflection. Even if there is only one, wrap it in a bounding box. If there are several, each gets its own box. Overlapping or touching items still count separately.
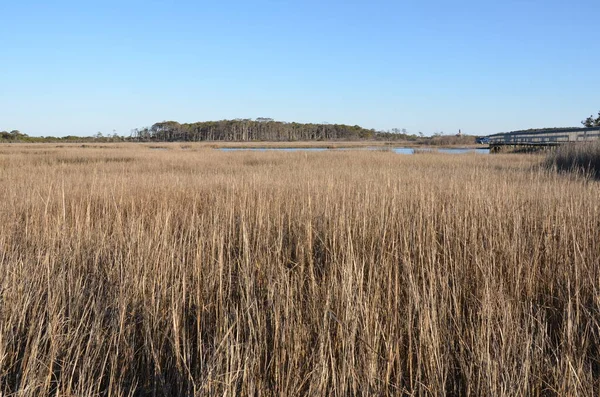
[220,147,327,152]
[220,147,490,154]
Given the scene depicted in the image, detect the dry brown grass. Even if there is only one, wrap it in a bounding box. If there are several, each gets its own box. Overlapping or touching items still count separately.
[0,144,599,396]
[545,141,600,178]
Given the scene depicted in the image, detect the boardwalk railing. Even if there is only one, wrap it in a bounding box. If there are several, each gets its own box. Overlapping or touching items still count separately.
[487,127,600,146]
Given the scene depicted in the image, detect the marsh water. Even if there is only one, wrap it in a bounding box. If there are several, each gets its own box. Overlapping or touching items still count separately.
[219,147,490,154]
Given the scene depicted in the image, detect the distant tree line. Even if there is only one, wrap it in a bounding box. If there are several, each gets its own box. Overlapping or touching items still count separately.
[3,119,478,144]
[504,127,580,133]
[132,119,420,142]
[0,130,27,141]
[5,112,599,144]
[0,130,126,143]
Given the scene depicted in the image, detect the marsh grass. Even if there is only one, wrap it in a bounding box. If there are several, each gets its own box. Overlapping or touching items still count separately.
[545,141,600,178]
[0,144,599,396]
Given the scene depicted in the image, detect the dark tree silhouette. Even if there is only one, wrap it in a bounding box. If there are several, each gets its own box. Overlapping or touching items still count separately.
[582,111,600,127]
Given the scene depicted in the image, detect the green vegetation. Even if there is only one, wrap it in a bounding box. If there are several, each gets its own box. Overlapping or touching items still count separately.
[0,130,125,143]
[582,110,600,127]
[133,119,477,145]
[2,119,477,145]
[502,127,580,133]
[133,119,419,141]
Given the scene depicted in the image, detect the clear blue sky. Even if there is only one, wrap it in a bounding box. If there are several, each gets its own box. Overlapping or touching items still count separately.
[1,0,599,137]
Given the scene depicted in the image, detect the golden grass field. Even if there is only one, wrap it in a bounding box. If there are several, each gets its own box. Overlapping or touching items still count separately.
[0,143,599,396]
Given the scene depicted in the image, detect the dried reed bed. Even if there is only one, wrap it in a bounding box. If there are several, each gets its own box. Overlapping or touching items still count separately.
[545,141,600,178]
[0,144,599,396]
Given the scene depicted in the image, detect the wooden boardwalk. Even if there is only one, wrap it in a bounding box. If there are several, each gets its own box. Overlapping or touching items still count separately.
[486,127,600,149]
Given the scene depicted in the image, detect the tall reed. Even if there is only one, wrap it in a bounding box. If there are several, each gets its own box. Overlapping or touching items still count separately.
[0,144,599,396]
[545,141,600,178]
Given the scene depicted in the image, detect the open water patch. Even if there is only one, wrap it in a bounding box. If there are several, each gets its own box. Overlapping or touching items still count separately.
[220,147,328,152]
[219,147,490,154]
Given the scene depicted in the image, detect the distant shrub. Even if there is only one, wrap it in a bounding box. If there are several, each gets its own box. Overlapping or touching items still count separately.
[426,134,477,146]
[545,142,600,178]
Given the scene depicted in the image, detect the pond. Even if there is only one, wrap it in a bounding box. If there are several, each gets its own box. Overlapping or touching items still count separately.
[220,147,328,152]
[219,147,490,154]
